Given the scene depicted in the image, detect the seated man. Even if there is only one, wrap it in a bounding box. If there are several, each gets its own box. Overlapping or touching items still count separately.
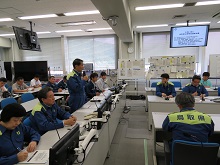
[30,74,42,88]
[0,77,7,97]
[12,77,32,94]
[29,87,77,135]
[200,72,212,88]
[162,92,214,142]
[182,75,208,97]
[57,75,67,89]
[85,73,102,99]
[46,76,62,92]
[95,72,108,91]
[156,73,176,98]
[0,103,40,165]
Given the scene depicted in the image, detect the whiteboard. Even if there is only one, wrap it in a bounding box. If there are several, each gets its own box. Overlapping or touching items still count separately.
[118,59,145,79]
[209,54,220,77]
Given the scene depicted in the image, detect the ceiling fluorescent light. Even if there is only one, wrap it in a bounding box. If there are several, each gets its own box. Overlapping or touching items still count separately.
[0,18,14,22]
[64,10,99,16]
[217,21,220,23]
[176,22,211,26]
[18,14,57,20]
[0,34,15,37]
[55,29,83,33]
[196,0,220,6]
[135,4,184,11]
[57,21,96,27]
[36,31,51,34]
[136,24,168,28]
[87,28,112,31]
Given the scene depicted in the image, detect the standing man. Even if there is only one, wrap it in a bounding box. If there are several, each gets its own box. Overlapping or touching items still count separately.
[67,59,86,113]
[182,75,208,97]
[30,74,42,88]
[96,72,108,91]
[156,73,176,98]
[85,73,102,99]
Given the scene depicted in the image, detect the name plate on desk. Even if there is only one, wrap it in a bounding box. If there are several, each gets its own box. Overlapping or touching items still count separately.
[19,150,49,164]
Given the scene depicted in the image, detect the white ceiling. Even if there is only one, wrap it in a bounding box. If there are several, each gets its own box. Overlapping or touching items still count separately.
[1,0,220,40]
[0,0,114,38]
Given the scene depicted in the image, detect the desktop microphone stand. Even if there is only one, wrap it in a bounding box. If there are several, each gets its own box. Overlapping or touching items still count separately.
[214,78,218,90]
[179,78,182,90]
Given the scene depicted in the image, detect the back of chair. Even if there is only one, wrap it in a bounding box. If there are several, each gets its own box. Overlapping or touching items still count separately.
[151,82,158,87]
[21,93,35,103]
[7,86,12,93]
[5,84,9,89]
[1,98,17,109]
[218,87,220,96]
[171,81,181,88]
[172,140,219,165]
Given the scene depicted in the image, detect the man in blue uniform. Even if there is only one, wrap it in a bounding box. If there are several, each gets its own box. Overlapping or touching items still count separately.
[156,73,176,98]
[85,73,102,99]
[0,103,40,165]
[67,59,86,113]
[58,75,67,89]
[182,75,208,97]
[162,92,214,142]
[28,87,77,135]
[46,76,62,92]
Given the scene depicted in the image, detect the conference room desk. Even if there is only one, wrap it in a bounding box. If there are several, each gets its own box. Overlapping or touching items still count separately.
[18,85,127,165]
[151,112,220,165]
[147,95,220,130]
[14,87,42,95]
[21,96,64,112]
[145,87,218,96]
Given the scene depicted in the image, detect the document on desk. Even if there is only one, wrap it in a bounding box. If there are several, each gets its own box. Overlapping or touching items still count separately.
[19,150,49,164]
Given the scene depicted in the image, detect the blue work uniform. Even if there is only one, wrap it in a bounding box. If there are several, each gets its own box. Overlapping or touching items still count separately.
[182,83,209,96]
[67,70,86,113]
[85,81,102,99]
[0,124,40,165]
[162,108,214,142]
[57,80,67,90]
[46,81,59,92]
[156,82,176,97]
[29,102,71,135]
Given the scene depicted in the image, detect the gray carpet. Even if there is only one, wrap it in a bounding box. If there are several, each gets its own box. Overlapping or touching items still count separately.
[125,128,148,139]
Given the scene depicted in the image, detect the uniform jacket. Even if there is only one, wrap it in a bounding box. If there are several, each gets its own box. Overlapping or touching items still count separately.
[182,83,209,96]
[85,81,102,99]
[156,82,176,97]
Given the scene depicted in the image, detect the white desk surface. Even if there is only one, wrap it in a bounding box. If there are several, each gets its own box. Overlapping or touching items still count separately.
[14,87,42,94]
[152,112,220,132]
[54,89,69,95]
[21,96,63,112]
[145,87,218,92]
[147,95,220,104]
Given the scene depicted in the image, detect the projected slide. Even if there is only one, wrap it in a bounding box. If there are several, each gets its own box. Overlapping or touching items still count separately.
[170,25,209,48]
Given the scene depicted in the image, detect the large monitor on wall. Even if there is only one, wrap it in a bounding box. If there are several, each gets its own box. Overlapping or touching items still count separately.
[13,26,41,51]
[14,61,48,81]
[170,25,209,48]
[4,62,12,81]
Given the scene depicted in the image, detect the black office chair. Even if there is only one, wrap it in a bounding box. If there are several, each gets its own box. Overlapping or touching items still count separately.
[164,140,219,165]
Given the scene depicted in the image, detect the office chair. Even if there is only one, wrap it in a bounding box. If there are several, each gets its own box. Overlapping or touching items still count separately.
[23,117,33,127]
[4,84,9,89]
[151,82,158,87]
[7,86,12,93]
[164,140,219,165]
[171,81,182,88]
[21,93,35,103]
[1,98,17,109]
[42,84,47,89]
[25,82,30,86]
[218,87,220,96]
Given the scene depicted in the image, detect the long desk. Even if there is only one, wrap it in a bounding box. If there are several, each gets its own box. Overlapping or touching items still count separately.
[145,87,218,96]
[147,95,220,130]
[14,87,42,95]
[18,84,127,165]
[151,112,220,165]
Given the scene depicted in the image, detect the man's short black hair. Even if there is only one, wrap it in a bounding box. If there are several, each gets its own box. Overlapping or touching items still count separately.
[37,87,53,103]
[0,103,26,122]
[203,72,210,77]
[63,75,67,80]
[48,76,55,80]
[16,77,24,81]
[72,58,83,69]
[100,72,107,77]
[34,74,40,78]
[90,73,98,80]
[0,77,7,82]
[192,75,201,81]
[161,73,169,79]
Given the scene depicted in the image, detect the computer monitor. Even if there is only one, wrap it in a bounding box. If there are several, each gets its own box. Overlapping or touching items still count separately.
[84,63,93,71]
[49,124,80,165]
